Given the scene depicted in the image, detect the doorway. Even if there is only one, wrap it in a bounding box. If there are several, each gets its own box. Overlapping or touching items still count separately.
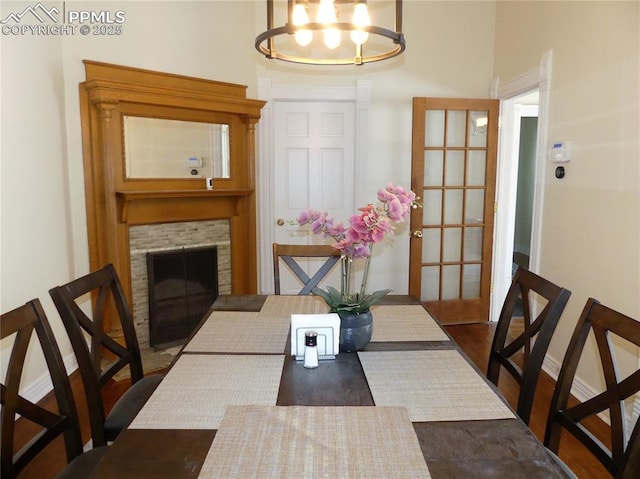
[490,50,552,322]
[513,98,539,273]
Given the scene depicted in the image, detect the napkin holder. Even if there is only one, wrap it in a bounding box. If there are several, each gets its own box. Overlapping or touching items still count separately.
[291,313,340,361]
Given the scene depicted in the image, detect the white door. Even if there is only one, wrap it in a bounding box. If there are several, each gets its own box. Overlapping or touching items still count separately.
[273,100,356,294]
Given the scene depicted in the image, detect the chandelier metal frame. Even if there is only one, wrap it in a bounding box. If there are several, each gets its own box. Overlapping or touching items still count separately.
[255,0,406,66]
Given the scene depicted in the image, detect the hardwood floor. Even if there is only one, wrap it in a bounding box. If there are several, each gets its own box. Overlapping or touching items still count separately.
[12,322,611,478]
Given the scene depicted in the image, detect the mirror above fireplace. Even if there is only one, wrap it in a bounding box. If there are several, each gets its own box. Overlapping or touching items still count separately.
[123,116,231,179]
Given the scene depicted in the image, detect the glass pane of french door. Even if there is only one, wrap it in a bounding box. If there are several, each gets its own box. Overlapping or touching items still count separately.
[410,98,499,323]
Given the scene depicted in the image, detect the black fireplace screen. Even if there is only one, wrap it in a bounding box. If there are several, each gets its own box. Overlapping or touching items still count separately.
[146,246,218,349]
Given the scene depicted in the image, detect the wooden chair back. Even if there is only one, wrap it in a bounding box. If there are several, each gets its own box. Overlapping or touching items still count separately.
[272,243,341,295]
[1,299,84,479]
[487,266,571,425]
[49,263,145,446]
[544,298,640,479]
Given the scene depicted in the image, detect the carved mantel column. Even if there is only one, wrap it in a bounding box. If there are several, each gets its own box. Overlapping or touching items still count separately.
[92,100,127,342]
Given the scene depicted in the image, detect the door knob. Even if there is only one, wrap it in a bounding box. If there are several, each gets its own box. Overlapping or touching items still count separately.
[412,230,423,238]
[276,218,285,226]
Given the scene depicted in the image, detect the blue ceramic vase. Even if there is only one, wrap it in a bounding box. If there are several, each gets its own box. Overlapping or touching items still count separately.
[338,310,373,352]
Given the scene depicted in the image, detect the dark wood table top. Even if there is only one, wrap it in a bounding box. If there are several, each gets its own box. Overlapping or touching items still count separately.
[91,295,571,478]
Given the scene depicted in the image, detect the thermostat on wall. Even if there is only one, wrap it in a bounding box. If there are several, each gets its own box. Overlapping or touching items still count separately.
[186,156,203,168]
[550,141,572,163]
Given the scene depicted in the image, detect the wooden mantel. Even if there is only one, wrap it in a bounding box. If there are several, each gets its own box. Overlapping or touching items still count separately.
[116,189,253,225]
[79,61,265,340]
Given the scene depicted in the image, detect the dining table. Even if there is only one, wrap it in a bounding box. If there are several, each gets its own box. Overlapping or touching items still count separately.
[90,294,572,478]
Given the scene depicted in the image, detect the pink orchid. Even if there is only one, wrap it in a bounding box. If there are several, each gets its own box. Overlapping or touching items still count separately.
[326,222,347,239]
[297,209,321,225]
[295,184,419,310]
[385,197,406,222]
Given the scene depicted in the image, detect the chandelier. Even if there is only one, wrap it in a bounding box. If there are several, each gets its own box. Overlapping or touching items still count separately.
[255,0,406,66]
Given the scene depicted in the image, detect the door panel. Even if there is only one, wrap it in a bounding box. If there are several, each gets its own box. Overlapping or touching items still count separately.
[410,98,499,324]
[274,101,355,294]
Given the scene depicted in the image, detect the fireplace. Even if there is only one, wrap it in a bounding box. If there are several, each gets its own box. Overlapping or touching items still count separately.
[147,246,219,349]
[129,219,231,349]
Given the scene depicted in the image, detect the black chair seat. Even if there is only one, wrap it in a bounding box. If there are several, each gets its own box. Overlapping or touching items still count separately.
[104,374,163,441]
[55,446,110,479]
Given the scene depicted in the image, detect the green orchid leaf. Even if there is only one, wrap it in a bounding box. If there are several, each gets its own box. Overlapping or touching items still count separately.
[359,289,393,310]
[312,286,392,314]
[311,286,341,305]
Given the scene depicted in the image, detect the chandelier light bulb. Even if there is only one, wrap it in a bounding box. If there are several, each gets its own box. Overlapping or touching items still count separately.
[292,3,312,46]
[324,27,341,49]
[350,2,370,45]
[295,29,313,47]
[292,3,309,25]
[317,0,337,24]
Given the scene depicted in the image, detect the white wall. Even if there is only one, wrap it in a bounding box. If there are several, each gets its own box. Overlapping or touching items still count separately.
[494,1,640,394]
[0,5,74,389]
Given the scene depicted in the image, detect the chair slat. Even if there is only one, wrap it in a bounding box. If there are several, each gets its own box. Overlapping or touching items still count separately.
[273,243,341,295]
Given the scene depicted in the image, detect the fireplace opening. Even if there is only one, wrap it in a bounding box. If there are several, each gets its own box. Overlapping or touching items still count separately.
[146,246,218,349]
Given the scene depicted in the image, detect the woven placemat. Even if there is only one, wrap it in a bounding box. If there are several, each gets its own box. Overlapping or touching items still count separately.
[129,354,284,430]
[260,295,328,317]
[370,305,450,342]
[183,311,289,354]
[199,405,431,478]
[358,350,515,422]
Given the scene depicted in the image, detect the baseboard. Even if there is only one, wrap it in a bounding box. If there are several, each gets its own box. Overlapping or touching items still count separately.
[21,352,78,403]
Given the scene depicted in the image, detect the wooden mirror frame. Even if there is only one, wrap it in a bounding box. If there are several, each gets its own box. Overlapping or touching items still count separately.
[79,60,265,341]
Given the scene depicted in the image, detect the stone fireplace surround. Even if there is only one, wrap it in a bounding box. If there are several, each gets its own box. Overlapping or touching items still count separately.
[129,219,231,349]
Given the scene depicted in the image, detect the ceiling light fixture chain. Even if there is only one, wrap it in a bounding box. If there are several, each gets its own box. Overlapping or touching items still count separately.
[255,0,406,66]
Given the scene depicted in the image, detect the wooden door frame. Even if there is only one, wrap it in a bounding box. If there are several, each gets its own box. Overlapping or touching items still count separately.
[256,79,371,294]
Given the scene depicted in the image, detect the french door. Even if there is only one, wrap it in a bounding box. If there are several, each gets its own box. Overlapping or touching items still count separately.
[409,97,499,324]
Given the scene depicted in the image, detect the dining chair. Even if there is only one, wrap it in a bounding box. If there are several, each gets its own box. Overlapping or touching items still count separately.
[487,266,571,425]
[272,243,341,295]
[544,298,640,479]
[1,299,108,479]
[49,264,163,447]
